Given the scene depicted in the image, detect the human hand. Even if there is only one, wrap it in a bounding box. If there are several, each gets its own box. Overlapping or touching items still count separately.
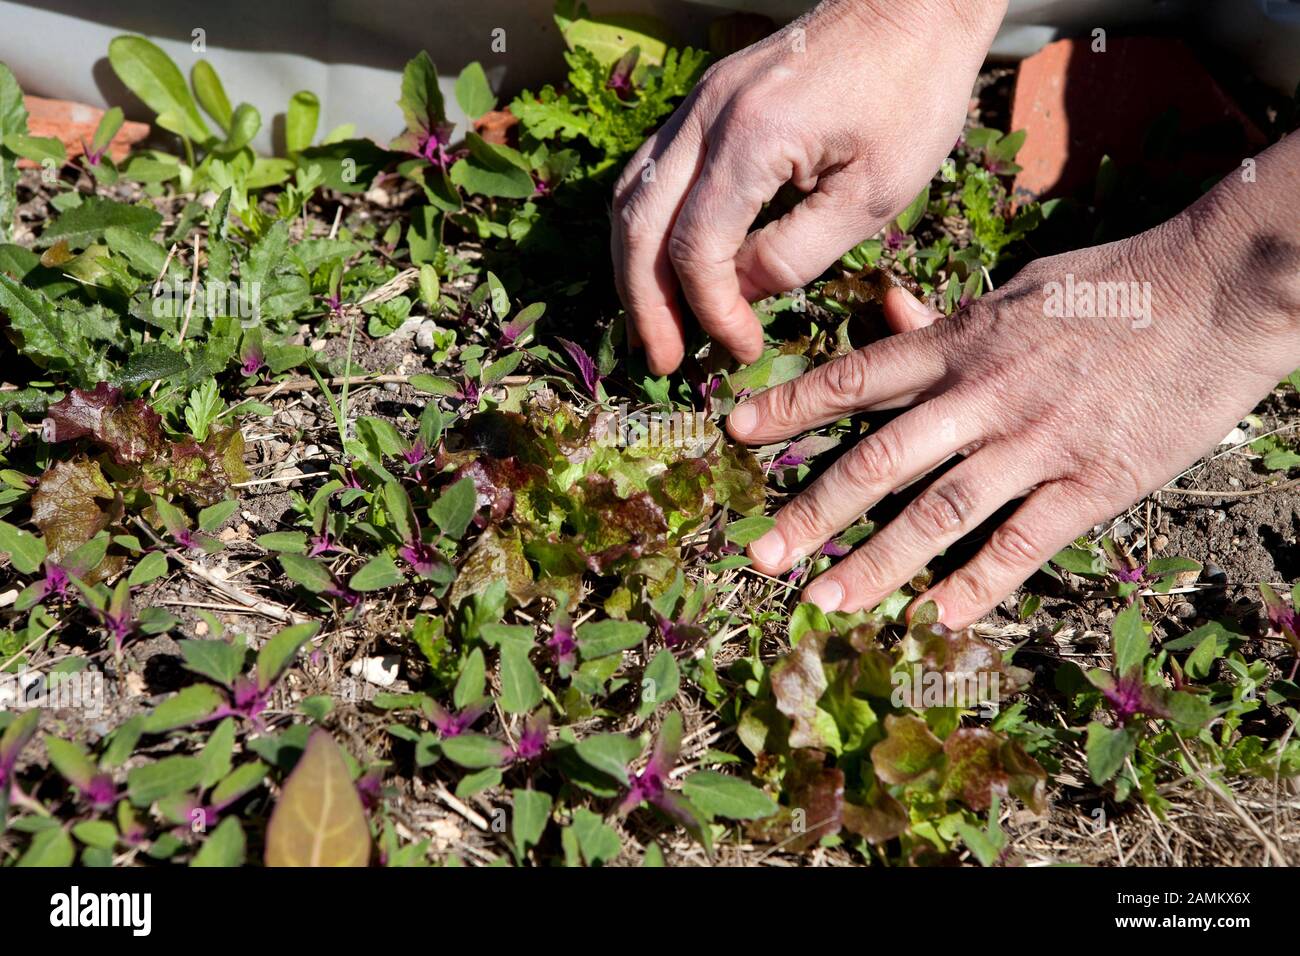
[611,0,1007,374]
[725,160,1300,627]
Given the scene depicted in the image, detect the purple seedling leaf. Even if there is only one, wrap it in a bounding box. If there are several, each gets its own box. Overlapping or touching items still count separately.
[556,338,601,399]
[427,700,490,738]
[510,710,550,763]
[546,618,577,673]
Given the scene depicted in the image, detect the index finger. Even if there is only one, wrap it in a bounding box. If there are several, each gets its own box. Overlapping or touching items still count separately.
[666,136,789,365]
[727,329,951,444]
[611,113,702,375]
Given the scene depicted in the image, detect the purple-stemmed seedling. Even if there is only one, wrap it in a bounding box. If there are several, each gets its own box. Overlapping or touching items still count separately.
[557,338,601,400]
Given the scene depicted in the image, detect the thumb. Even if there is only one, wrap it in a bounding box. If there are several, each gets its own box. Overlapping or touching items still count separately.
[882,285,943,334]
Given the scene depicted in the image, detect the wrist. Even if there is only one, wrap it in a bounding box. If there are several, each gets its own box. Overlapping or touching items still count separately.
[835,0,1008,47]
[1175,139,1300,378]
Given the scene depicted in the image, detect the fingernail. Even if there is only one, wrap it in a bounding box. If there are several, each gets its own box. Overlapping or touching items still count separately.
[804,577,844,612]
[897,288,934,321]
[749,528,784,568]
[729,403,757,437]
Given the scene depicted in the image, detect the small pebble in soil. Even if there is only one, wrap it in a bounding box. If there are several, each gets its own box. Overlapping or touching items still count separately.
[415,320,441,351]
[1204,563,1228,585]
[351,655,400,687]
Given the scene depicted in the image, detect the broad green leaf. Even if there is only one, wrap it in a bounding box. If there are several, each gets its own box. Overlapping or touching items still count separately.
[44,736,98,789]
[257,620,321,690]
[215,103,260,154]
[725,515,774,546]
[479,623,534,649]
[568,806,622,865]
[0,519,45,574]
[440,733,510,769]
[383,480,418,545]
[209,760,268,807]
[499,644,542,714]
[397,51,445,135]
[140,684,224,733]
[1111,604,1149,677]
[558,12,671,66]
[0,63,28,244]
[430,476,477,539]
[574,732,641,785]
[198,717,236,788]
[1051,545,1104,577]
[454,648,486,709]
[1086,721,1139,785]
[264,730,371,866]
[0,273,98,378]
[511,788,552,855]
[348,554,404,591]
[682,771,777,820]
[279,553,334,593]
[17,827,75,867]
[127,550,169,586]
[198,498,239,532]
[91,107,126,155]
[286,91,320,154]
[1,133,65,165]
[409,374,460,396]
[176,636,241,687]
[1185,633,1223,680]
[576,619,648,660]
[72,820,119,851]
[259,531,309,554]
[637,649,680,717]
[191,60,233,131]
[128,755,206,806]
[108,36,211,143]
[40,197,163,250]
[454,62,496,119]
[894,185,930,234]
[191,816,245,867]
[449,133,535,199]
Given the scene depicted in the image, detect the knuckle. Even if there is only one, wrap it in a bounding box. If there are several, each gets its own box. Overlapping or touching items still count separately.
[986,520,1043,569]
[616,199,651,240]
[780,490,836,542]
[765,383,803,428]
[825,348,871,398]
[848,426,904,489]
[844,546,890,596]
[943,566,995,613]
[747,235,803,291]
[909,480,977,538]
[1092,448,1147,504]
[666,227,708,269]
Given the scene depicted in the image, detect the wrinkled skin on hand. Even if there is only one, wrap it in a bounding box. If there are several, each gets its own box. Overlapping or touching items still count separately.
[611,0,1300,627]
[611,0,1007,374]
[726,154,1300,627]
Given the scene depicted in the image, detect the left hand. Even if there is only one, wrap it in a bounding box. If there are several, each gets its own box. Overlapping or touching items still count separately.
[725,190,1300,628]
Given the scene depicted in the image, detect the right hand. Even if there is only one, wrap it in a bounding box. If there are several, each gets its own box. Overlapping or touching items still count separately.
[611,0,1007,374]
